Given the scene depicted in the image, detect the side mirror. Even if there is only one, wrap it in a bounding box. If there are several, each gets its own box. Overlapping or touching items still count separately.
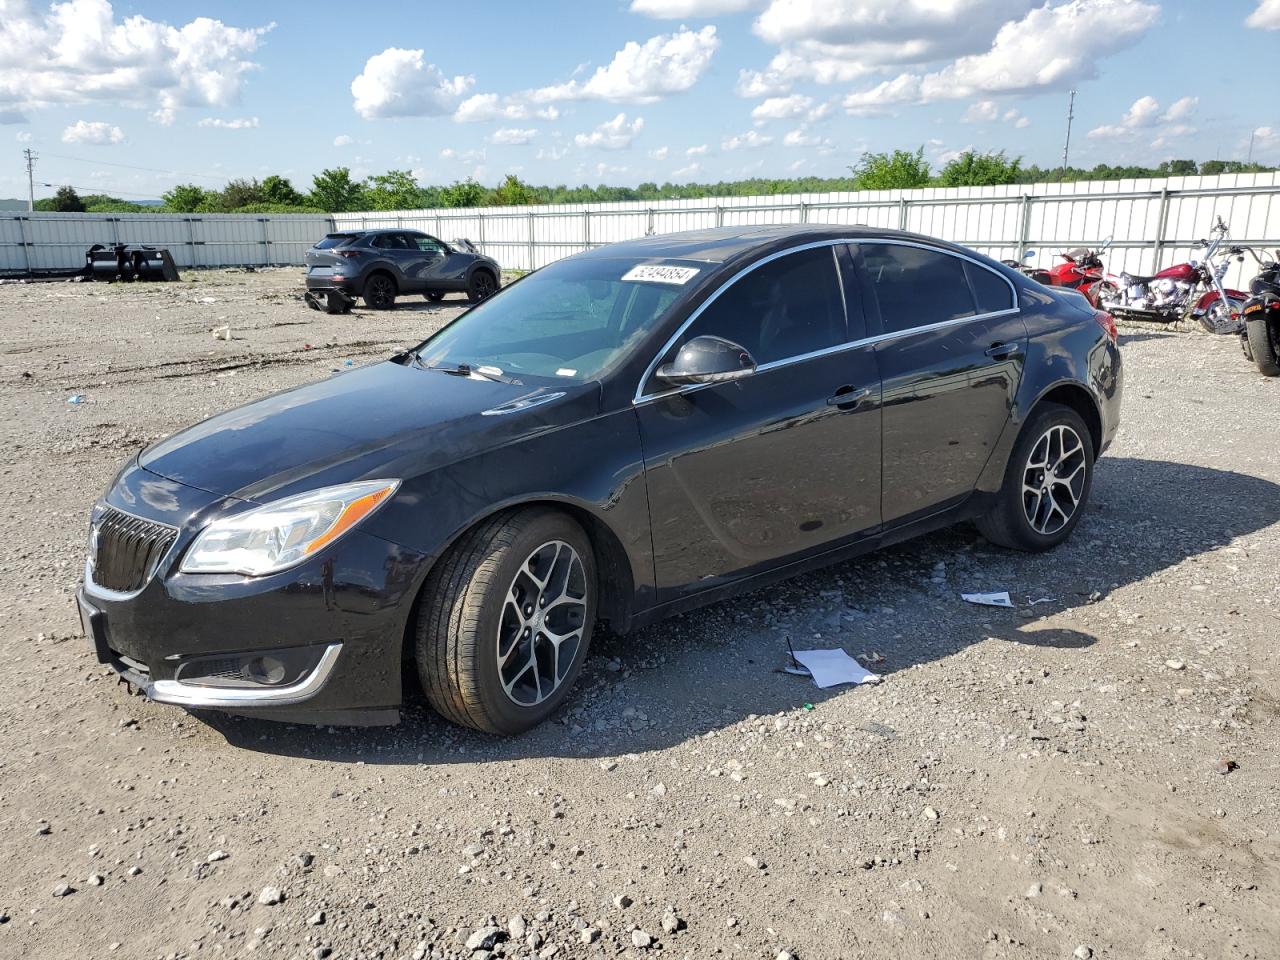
[656,335,756,386]
[1099,236,1113,251]
[1023,249,1037,260]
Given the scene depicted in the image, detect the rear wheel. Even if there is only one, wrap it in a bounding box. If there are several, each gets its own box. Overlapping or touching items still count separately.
[467,270,498,303]
[977,403,1095,552]
[1247,316,1280,376]
[362,273,397,310]
[414,509,596,735]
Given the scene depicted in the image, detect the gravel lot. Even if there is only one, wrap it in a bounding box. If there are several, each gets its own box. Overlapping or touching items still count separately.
[0,268,1277,960]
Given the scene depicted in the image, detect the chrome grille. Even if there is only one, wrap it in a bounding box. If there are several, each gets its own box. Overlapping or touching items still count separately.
[90,507,178,593]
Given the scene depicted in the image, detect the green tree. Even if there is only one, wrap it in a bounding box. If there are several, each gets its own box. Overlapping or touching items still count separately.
[260,175,305,207]
[309,167,366,213]
[850,147,931,190]
[936,150,1024,187]
[219,178,264,210]
[163,184,212,212]
[48,186,85,212]
[363,170,426,210]
[490,173,538,206]
[440,178,487,208]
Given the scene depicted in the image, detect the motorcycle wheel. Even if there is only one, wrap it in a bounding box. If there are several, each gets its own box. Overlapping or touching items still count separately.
[1198,296,1246,335]
[1246,318,1280,376]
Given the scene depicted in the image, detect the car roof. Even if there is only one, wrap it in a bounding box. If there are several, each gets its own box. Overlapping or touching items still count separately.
[573,224,982,267]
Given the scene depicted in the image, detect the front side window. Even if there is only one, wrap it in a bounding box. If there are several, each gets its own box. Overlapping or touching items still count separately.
[413,235,448,256]
[414,257,685,382]
[855,243,978,334]
[674,246,847,366]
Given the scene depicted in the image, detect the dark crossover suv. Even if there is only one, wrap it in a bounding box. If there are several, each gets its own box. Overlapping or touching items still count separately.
[78,226,1122,734]
[304,229,501,309]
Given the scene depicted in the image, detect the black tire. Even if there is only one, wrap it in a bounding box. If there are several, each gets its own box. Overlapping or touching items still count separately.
[467,269,498,303]
[362,273,397,310]
[976,403,1095,552]
[1246,318,1280,376]
[424,291,445,303]
[414,509,597,735]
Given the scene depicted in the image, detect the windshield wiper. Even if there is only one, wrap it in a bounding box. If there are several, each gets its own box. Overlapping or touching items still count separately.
[409,352,519,384]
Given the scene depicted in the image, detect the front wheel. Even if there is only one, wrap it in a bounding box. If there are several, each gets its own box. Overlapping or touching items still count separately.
[977,404,1095,552]
[1246,317,1280,376]
[1197,296,1245,334]
[467,270,498,303]
[414,509,597,735]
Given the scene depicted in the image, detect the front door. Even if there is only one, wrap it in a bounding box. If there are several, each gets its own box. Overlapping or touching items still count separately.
[851,242,1027,524]
[636,245,882,603]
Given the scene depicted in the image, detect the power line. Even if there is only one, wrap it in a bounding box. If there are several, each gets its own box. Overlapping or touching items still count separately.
[38,180,162,199]
[38,151,227,183]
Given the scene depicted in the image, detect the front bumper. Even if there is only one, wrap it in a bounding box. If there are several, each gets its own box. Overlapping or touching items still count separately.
[77,461,427,725]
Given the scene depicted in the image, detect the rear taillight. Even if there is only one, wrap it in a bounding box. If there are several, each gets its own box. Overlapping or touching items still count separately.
[1094,309,1118,343]
[335,250,363,259]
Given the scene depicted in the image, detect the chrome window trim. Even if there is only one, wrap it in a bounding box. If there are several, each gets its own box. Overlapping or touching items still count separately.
[632,237,1018,405]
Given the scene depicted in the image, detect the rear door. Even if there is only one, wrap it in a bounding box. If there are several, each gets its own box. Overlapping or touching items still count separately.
[636,244,882,603]
[370,232,421,289]
[852,242,1026,525]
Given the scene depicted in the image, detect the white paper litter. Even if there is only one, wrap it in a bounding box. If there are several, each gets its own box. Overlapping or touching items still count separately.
[961,591,1014,608]
[790,648,880,689]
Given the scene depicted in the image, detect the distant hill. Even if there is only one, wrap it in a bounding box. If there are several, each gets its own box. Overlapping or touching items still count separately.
[0,198,28,211]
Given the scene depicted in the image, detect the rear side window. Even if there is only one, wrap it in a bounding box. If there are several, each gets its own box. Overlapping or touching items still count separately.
[964,261,1015,314]
[372,233,410,250]
[678,246,847,365]
[855,243,977,334]
[315,234,356,249]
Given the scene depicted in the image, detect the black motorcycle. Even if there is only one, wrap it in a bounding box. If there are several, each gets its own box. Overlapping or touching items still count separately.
[1240,249,1280,377]
[1001,249,1052,285]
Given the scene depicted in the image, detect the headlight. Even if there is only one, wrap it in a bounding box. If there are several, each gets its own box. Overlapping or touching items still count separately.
[180,480,399,576]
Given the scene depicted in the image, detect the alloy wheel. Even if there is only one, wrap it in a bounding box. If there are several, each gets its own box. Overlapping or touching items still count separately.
[368,276,395,308]
[1021,424,1087,535]
[496,540,588,707]
[473,273,496,300]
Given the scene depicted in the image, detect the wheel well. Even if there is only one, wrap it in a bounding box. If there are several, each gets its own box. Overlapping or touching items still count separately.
[1036,383,1102,454]
[400,500,635,662]
[470,265,496,284]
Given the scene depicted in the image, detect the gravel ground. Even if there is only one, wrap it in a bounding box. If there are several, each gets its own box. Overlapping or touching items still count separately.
[0,268,1277,960]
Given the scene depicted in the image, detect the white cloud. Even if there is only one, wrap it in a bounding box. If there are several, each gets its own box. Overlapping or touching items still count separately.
[782,127,833,151]
[749,93,829,123]
[440,146,486,163]
[672,161,702,177]
[0,2,271,125]
[531,26,718,103]
[721,129,773,150]
[1247,0,1280,28]
[649,145,670,159]
[1087,95,1197,140]
[686,143,709,156]
[198,116,258,129]
[963,100,999,122]
[16,131,32,142]
[351,48,473,119]
[490,127,537,145]
[835,0,1157,111]
[630,0,759,15]
[61,119,124,144]
[536,145,569,161]
[574,113,644,149]
[453,93,561,123]
[333,134,354,147]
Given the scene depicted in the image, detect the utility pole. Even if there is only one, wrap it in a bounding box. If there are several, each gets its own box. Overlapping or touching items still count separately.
[1247,129,1255,165]
[1060,89,1076,177]
[23,148,37,211]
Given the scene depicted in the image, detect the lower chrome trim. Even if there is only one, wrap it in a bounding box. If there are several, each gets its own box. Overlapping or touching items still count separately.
[139,643,343,708]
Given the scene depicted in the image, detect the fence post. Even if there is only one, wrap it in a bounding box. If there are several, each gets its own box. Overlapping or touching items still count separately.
[184,217,198,269]
[583,209,591,250]
[109,216,120,246]
[259,217,270,266]
[435,213,442,238]
[1152,187,1171,270]
[799,201,809,224]
[898,198,908,230]
[527,211,536,270]
[16,215,31,275]
[477,210,486,253]
[715,205,724,227]
[1017,195,1033,259]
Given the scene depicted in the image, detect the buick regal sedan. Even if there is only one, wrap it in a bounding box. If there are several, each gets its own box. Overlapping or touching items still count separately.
[78,225,1122,734]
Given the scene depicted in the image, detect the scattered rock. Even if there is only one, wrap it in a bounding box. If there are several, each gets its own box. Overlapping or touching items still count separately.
[743,855,766,870]
[257,887,284,906]
[1074,947,1093,960]
[508,915,527,939]
[1213,758,1237,776]
[307,911,325,926]
[465,926,504,952]
[612,894,632,909]
[207,850,229,862]
[580,927,599,944]
[923,807,939,821]
[631,929,653,949]
[52,883,74,898]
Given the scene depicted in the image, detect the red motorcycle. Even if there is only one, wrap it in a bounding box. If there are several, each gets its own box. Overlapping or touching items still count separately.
[1045,239,1111,305]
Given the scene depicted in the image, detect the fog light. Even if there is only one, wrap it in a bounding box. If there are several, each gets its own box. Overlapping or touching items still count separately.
[245,656,287,685]
[173,645,330,689]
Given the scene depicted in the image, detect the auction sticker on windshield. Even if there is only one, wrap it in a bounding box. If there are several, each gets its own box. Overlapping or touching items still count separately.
[621,264,700,285]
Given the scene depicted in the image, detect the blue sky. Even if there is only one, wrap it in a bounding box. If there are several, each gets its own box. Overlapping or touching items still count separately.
[2,0,1278,201]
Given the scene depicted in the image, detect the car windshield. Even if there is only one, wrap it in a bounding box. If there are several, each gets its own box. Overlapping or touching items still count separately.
[413,257,692,381]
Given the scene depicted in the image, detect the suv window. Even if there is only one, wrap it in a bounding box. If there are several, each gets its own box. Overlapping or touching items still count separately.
[855,243,977,334]
[315,234,357,250]
[675,246,846,367]
[372,233,410,250]
[413,235,448,256]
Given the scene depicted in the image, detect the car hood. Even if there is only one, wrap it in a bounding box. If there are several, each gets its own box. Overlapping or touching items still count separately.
[139,360,600,501]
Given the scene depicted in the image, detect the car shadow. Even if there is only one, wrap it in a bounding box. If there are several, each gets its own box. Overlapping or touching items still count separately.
[200,456,1280,762]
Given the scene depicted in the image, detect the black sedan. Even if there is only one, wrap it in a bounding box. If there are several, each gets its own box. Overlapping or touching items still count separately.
[78,225,1122,734]
[304,229,501,309]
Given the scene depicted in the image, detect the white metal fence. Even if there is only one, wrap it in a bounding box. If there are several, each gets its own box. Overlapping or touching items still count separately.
[3,173,1279,288]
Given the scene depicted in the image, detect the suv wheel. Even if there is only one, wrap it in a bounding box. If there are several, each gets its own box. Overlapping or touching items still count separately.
[414,509,596,735]
[363,274,397,310]
[467,270,497,303]
[977,403,1095,552]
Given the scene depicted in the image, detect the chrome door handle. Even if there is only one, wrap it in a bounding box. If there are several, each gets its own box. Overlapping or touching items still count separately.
[826,386,871,408]
[985,342,1021,359]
